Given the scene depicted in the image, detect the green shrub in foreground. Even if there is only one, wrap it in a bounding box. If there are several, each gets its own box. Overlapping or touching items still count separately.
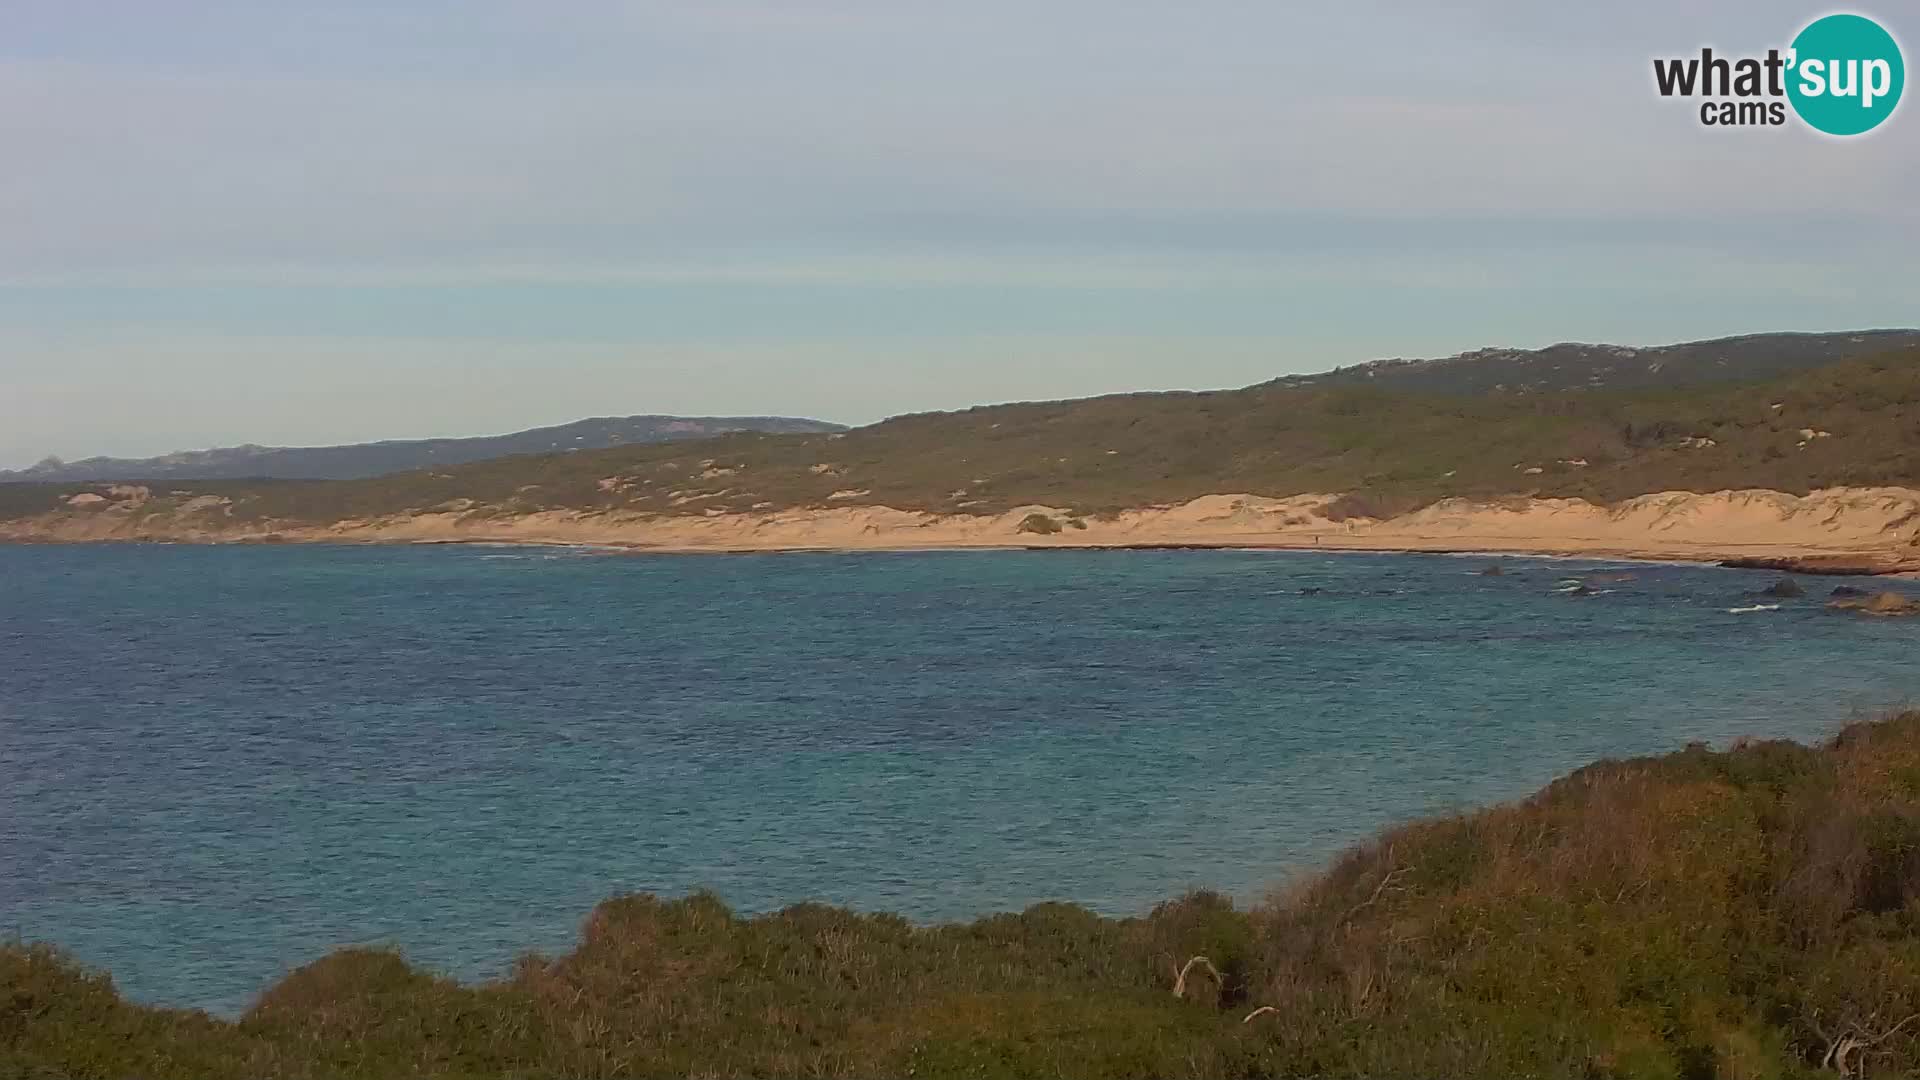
[15,714,1920,1077]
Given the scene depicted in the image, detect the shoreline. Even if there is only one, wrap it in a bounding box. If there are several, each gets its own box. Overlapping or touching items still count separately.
[451,536,1891,574]
[8,531,1916,579]
[5,486,1920,575]
[0,530,1891,568]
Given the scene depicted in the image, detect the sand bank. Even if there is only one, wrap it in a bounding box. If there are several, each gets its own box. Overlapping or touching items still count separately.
[6,486,1920,573]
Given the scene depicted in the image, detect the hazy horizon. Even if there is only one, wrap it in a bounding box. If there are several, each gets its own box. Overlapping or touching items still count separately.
[4,2,1916,469]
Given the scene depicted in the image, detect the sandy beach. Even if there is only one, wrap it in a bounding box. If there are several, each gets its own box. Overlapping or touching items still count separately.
[7,485,1920,574]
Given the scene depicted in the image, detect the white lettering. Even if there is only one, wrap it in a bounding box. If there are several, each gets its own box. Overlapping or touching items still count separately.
[1830,58,1858,99]
[1863,58,1892,107]
[1800,57,1827,96]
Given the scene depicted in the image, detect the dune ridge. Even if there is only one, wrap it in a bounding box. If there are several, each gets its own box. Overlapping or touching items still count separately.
[5,485,1920,572]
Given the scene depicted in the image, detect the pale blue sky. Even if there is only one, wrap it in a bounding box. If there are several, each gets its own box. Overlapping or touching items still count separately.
[2,1,1914,467]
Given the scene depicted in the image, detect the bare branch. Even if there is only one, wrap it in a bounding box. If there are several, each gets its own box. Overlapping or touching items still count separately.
[1341,861,1411,926]
[1172,955,1223,999]
[1865,1013,1920,1047]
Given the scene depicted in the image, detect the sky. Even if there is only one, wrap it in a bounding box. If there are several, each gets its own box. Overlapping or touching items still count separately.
[2,1,1915,467]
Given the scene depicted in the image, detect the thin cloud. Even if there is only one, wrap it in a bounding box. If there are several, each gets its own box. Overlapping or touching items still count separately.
[1,1,1913,460]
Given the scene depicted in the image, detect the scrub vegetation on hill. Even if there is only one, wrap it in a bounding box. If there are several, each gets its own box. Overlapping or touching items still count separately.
[3,349,1920,528]
[1269,329,1920,396]
[16,712,1920,1078]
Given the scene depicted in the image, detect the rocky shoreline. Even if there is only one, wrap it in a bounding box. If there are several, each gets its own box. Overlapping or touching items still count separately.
[1720,553,1920,576]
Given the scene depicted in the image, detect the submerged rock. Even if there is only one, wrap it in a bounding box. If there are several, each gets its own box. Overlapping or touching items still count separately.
[1827,591,1920,617]
[1479,564,1506,576]
[1830,585,1870,598]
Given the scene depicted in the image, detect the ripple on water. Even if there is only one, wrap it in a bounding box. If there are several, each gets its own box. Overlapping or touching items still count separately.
[0,543,1915,1012]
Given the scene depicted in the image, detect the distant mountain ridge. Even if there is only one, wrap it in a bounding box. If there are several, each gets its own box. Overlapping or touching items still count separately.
[8,329,1914,486]
[4,415,847,482]
[5,330,1917,537]
[1273,329,1920,395]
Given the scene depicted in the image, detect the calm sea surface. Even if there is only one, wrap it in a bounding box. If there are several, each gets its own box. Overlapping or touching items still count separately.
[3,543,1917,1013]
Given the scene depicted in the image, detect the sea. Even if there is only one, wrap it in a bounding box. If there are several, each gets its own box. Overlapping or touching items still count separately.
[2,542,1916,1014]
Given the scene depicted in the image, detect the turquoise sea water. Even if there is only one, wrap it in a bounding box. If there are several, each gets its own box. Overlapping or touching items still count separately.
[2,543,1917,1014]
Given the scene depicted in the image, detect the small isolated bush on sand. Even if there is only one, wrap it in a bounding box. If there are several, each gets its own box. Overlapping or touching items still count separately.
[1317,491,1420,523]
[1016,512,1062,535]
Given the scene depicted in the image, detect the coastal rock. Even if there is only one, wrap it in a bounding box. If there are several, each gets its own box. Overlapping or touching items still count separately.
[1761,578,1804,599]
[1831,585,1869,598]
[1479,564,1505,576]
[1721,551,1920,577]
[1827,591,1920,617]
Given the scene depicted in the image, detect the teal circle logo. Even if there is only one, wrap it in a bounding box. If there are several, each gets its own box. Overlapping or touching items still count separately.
[1787,13,1905,135]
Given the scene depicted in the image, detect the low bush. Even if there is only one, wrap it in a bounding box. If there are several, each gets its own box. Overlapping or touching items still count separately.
[16,713,1920,1077]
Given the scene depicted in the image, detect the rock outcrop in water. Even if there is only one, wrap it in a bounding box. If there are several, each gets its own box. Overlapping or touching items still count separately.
[1827,591,1920,617]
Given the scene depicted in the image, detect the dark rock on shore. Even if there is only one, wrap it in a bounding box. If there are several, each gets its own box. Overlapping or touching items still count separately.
[1722,554,1920,577]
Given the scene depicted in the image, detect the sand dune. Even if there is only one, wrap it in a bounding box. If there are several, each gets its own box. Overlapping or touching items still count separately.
[7,486,1920,573]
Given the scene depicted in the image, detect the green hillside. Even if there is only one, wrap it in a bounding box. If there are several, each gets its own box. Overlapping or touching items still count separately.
[5,351,1919,526]
[1272,328,1920,396]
